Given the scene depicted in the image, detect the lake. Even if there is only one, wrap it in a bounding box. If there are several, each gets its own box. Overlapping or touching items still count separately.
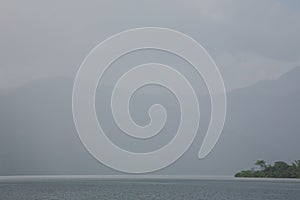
[0,178,299,199]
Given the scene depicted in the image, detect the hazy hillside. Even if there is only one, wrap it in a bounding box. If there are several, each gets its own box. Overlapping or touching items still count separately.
[0,67,299,175]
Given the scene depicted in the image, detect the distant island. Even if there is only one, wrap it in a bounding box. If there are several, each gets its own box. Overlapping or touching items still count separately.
[235,160,300,178]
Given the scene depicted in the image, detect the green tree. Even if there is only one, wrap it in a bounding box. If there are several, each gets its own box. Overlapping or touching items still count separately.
[291,160,300,178]
[255,160,266,170]
[272,161,290,178]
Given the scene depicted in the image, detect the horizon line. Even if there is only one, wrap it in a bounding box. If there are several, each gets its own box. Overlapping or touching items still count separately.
[1,175,300,182]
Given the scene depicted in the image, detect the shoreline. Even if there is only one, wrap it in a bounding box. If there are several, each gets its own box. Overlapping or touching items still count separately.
[1,175,300,183]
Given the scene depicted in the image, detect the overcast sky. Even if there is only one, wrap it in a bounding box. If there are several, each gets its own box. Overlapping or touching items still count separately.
[1,0,300,176]
[1,0,300,91]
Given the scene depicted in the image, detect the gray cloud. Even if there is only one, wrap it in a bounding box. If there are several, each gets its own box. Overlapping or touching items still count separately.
[0,0,300,90]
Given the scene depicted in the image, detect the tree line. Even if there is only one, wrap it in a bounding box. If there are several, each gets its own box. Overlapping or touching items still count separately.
[235,160,300,178]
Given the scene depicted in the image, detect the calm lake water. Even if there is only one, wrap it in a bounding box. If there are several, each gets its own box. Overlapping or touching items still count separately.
[0,179,299,200]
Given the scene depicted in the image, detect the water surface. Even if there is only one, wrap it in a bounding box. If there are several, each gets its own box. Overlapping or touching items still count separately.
[0,178,299,199]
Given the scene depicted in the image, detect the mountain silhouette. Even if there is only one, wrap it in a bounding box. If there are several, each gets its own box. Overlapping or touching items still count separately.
[0,67,300,175]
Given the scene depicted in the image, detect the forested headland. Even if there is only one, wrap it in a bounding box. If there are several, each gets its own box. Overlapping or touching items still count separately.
[235,160,300,178]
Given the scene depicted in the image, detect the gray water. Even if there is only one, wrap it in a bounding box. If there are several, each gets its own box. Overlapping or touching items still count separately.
[0,179,299,200]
